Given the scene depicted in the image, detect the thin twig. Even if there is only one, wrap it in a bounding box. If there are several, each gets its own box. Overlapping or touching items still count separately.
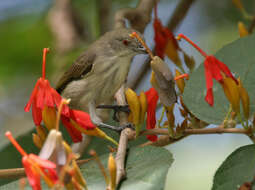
[140,135,187,147]
[141,126,250,136]
[114,0,158,33]
[114,86,136,186]
[140,126,253,147]
[248,16,255,33]
[0,158,92,179]
[167,0,196,31]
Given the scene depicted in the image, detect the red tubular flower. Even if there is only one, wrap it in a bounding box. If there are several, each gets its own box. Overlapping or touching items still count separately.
[153,3,179,59]
[5,131,58,190]
[61,109,96,142]
[24,48,69,126]
[177,34,238,106]
[145,88,159,142]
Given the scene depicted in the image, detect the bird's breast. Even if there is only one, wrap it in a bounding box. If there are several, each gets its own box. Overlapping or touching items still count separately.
[62,54,133,110]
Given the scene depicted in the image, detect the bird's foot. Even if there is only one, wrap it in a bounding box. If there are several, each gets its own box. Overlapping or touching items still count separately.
[96,104,130,122]
[98,122,134,133]
[118,123,135,131]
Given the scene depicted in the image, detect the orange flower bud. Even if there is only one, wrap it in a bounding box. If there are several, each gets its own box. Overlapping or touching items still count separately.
[221,77,240,114]
[238,78,250,119]
[175,70,185,94]
[238,22,249,37]
[108,153,117,190]
[139,90,147,125]
[32,133,43,149]
[42,106,57,130]
[36,125,47,142]
[183,52,195,71]
[72,161,87,188]
[70,120,118,146]
[165,41,182,68]
[232,0,244,12]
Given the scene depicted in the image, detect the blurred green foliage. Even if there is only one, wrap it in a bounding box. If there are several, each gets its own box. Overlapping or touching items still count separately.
[0,14,53,84]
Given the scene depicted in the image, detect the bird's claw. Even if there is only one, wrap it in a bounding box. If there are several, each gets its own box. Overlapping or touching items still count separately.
[96,104,130,122]
[98,122,134,133]
[117,123,135,131]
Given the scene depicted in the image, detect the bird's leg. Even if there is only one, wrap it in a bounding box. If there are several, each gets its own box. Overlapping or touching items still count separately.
[89,102,124,132]
[96,104,135,131]
[96,104,130,122]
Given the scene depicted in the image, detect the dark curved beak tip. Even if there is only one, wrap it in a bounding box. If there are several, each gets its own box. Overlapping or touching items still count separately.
[138,47,147,54]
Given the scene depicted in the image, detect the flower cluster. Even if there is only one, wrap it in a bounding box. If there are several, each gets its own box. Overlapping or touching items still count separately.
[5,131,58,190]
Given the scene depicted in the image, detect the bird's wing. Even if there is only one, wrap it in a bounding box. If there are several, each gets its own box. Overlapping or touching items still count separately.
[56,51,96,93]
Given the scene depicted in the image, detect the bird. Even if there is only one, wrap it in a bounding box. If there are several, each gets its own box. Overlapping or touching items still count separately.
[56,28,147,137]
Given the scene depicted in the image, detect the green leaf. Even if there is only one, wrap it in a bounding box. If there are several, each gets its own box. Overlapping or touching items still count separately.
[0,146,173,190]
[80,120,148,159]
[82,146,173,190]
[183,34,255,124]
[212,144,255,190]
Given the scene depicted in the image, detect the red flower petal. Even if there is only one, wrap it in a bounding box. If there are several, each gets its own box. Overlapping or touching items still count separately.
[147,135,158,142]
[44,80,55,108]
[206,56,223,82]
[46,168,58,183]
[61,116,83,143]
[29,154,56,169]
[36,80,46,109]
[24,81,40,112]
[204,60,214,106]
[51,88,70,117]
[214,57,238,84]
[145,88,159,142]
[22,156,41,190]
[70,109,96,130]
[32,99,42,126]
[205,88,214,106]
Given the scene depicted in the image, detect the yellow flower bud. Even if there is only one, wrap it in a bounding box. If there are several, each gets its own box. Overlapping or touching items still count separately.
[238,78,250,119]
[32,133,43,149]
[139,90,147,125]
[36,125,47,142]
[165,41,182,68]
[175,70,185,94]
[108,153,117,190]
[72,161,87,188]
[221,77,240,114]
[70,120,118,146]
[183,52,195,71]
[238,22,249,37]
[42,106,57,130]
[232,0,244,12]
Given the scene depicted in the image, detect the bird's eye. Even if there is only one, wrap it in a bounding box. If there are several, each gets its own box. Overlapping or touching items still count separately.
[122,40,129,46]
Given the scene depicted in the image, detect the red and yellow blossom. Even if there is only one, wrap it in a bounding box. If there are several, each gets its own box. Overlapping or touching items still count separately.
[24,48,69,127]
[153,3,181,66]
[177,34,238,106]
[5,131,58,190]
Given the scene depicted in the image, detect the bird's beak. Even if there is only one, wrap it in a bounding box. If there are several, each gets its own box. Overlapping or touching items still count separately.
[137,46,147,54]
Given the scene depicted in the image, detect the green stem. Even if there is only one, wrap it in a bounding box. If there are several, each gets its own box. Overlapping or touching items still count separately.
[237,113,247,129]
[157,107,165,128]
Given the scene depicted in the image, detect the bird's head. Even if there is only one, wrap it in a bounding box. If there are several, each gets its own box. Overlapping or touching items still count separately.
[105,28,147,55]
